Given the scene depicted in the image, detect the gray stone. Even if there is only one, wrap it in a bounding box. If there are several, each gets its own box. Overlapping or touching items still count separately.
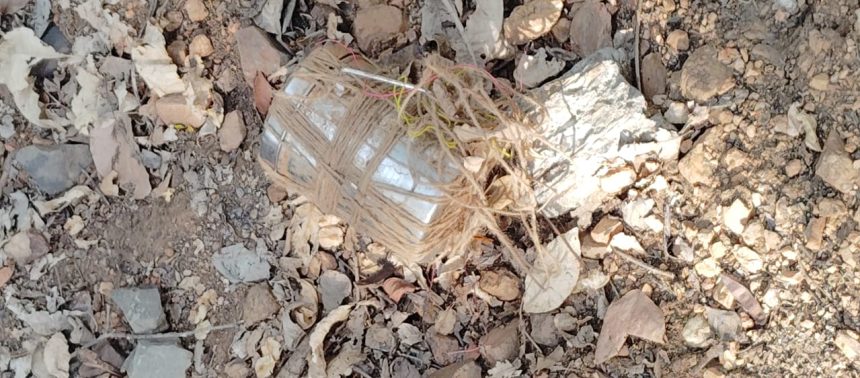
[14,144,92,195]
[529,49,680,219]
[682,315,712,348]
[140,150,161,170]
[705,308,744,342]
[681,46,736,102]
[212,244,270,283]
[111,287,168,334]
[641,53,667,100]
[664,102,690,124]
[124,341,192,378]
[816,131,859,194]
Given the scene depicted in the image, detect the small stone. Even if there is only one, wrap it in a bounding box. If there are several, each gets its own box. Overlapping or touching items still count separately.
[2,230,49,266]
[504,0,563,45]
[166,40,187,66]
[0,266,14,288]
[428,361,482,378]
[818,198,847,218]
[706,308,743,342]
[366,324,397,351]
[695,258,722,278]
[682,315,712,348]
[679,142,716,186]
[184,0,208,22]
[479,323,519,366]
[733,247,763,273]
[189,35,213,58]
[242,283,279,324]
[664,102,689,124]
[353,5,405,54]
[666,30,689,51]
[785,159,803,177]
[479,269,521,301]
[681,46,736,102]
[722,148,749,171]
[111,287,168,334]
[267,185,287,203]
[212,244,270,283]
[710,241,728,259]
[581,234,611,259]
[641,53,667,99]
[140,149,161,170]
[319,270,352,311]
[804,217,826,250]
[219,111,246,152]
[809,73,829,91]
[530,313,558,346]
[426,332,460,365]
[125,342,192,378]
[551,17,571,43]
[569,0,612,57]
[722,199,751,235]
[672,238,695,262]
[836,330,860,360]
[610,233,645,254]
[713,283,735,309]
[599,167,636,194]
[235,26,288,85]
[14,144,93,195]
[591,216,623,244]
[155,95,207,128]
[816,131,858,194]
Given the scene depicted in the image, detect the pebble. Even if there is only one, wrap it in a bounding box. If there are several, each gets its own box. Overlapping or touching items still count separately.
[679,142,716,186]
[706,308,743,341]
[212,244,270,283]
[713,283,735,309]
[166,40,187,66]
[242,283,279,324]
[641,53,667,99]
[722,199,751,235]
[804,217,826,250]
[569,0,612,57]
[599,167,636,194]
[266,185,287,203]
[785,159,803,177]
[479,269,521,301]
[836,330,860,360]
[816,131,858,194]
[681,46,736,102]
[581,234,611,259]
[733,247,763,273]
[479,323,519,366]
[503,0,563,45]
[809,73,829,91]
[710,241,728,259]
[722,148,749,171]
[695,257,722,278]
[666,30,689,51]
[682,315,712,348]
[125,341,192,378]
[184,0,208,22]
[111,287,168,334]
[551,17,571,43]
[235,26,288,85]
[353,5,405,54]
[219,111,246,152]
[664,102,689,124]
[189,35,213,57]
[14,144,93,195]
[155,95,207,128]
[591,216,624,244]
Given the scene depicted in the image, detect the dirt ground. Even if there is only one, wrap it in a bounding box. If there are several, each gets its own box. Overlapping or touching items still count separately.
[2,0,860,377]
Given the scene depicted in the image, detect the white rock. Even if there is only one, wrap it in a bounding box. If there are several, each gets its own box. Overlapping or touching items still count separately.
[733,247,763,273]
[622,198,655,231]
[836,331,860,360]
[683,315,712,348]
[609,233,646,254]
[599,167,636,194]
[529,50,679,219]
[664,102,690,124]
[722,199,751,235]
[513,48,565,88]
[695,258,722,278]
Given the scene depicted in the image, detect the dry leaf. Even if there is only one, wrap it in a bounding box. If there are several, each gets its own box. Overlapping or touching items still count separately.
[0,266,13,288]
[503,0,563,45]
[719,274,765,324]
[0,28,67,129]
[308,304,355,377]
[382,277,417,303]
[513,48,565,89]
[523,228,581,313]
[33,186,96,215]
[788,103,821,151]
[42,333,71,378]
[131,24,186,97]
[594,290,665,364]
[293,279,320,329]
[462,0,510,63]
[74,0,136,54]
[318,270,352,312]
[70,58,108,134]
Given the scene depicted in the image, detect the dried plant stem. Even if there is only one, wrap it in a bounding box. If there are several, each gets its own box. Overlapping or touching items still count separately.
[73,321,243,358]
[613,249,675,280]
[634,1,643,91]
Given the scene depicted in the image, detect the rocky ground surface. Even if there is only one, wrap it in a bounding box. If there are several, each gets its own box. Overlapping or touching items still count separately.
[2,0,860,377]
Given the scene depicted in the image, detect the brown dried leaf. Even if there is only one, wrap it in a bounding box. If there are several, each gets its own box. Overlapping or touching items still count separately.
[0,266,14,288]
[382,277,416,303]
[594,290,665,364]
[720,274,765,324]
[254,72,273,116]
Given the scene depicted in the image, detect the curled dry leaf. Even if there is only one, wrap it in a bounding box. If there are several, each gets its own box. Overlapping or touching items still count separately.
[293,279,320,329]
[788,103,821,151]
[41,333,71,378]
[382,277,417,303]
[594,290,665,364]
[132,24,186,97]
[0,28,67,129]
[523,228,581,313]
[462,0,510,63]
[307,303,366,377]
[720,274,765,324]
[503,0,563,45]
[33,186,96,216]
